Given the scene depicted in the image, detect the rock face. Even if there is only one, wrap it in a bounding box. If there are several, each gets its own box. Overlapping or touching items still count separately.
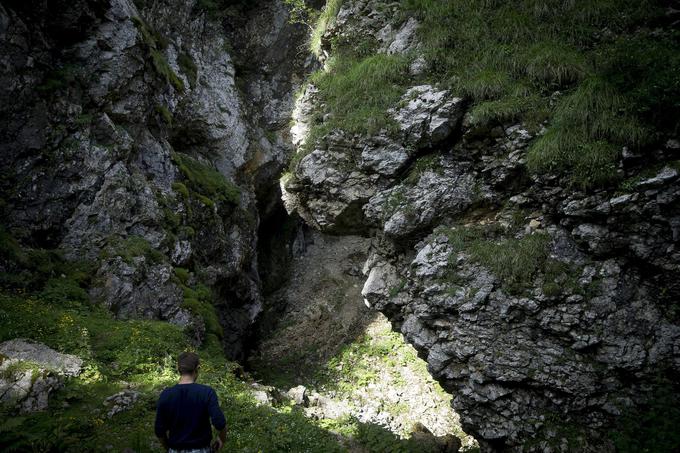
[283,85,465,234]
[284,1,680,452]
[0,339,83,413]
[0,0,309,359]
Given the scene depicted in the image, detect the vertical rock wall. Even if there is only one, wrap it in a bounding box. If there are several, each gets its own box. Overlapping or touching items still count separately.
[0,0,309,360]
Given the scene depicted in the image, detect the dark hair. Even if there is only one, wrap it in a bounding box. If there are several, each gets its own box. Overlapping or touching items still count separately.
[177,352,200,375]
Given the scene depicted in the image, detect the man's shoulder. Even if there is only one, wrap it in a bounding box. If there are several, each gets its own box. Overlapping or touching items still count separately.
[193,383,216,394]
[159,385,177,398]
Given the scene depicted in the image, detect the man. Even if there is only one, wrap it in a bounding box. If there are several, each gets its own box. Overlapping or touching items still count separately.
[155,352,227,453]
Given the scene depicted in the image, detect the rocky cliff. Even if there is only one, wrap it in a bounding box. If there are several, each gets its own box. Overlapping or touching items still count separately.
[283,1,680,451]
[2,0,680,451]
[0,0,309,360]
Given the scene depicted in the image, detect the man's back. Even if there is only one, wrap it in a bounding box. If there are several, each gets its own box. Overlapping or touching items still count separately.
[155,382,226,450]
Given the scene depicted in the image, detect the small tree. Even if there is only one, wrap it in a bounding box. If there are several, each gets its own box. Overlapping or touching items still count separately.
[282,0,317,29]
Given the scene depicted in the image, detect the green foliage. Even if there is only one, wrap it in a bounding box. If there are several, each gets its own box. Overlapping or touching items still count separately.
[439,223,594,297]
[171,181,189,199]
[282,0,317,27]
[0,257,346,452]
[74,113,94,126]
[316,326,424,396]
[397,0,675,189]
[150,49,185,92]
[0,227,92,291]
[439,226,547,295]
[181,283,223,339]
[173,267,190,285]
[292,53,408,170]
[101,235,165,265]
[40,278,89,307]
[132,16,184,92]
[196,0,249,19]
[172,152,241,205]
[526,76,650,189]
[310,0,344,56]
[467,233,550,295]
[155,104,173,125]
[311,54,409,134]
[177,52,198,89]
[404,154,441,185]
[36,65,81,94]
[469,95,547,129]
[611,383,680,453]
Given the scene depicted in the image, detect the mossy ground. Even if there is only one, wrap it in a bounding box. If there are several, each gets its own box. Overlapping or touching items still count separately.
[0,230,347,452]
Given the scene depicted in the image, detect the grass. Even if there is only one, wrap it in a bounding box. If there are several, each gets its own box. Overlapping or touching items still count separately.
[36,64,82,94]
[155,104,173,125]
[298,0,679,189]
[291,54,409,169]
[0,235,348,452]
[177,52,198,89]
[171,152,241,205]
[132,16,184,92]
[402,0,677,189]
[310,0,344,56]
[437,223,590,297]
[101,235,166,265]
[180,283,222,339]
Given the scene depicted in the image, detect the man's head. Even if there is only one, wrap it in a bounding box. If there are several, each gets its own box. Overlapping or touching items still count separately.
[177,351,200,377]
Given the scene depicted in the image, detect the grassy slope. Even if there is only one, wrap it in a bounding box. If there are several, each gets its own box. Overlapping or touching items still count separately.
[299,0,680,189]
[0,231,345,452]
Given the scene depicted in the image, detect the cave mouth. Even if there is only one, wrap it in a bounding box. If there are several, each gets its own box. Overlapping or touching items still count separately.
[242,191,479,449]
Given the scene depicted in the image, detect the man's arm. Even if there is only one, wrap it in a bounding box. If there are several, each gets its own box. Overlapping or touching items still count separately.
[208,388,227,450]
[154,392,169,451]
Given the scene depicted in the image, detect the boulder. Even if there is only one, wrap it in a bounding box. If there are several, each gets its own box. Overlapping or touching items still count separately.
[0,339,83,413]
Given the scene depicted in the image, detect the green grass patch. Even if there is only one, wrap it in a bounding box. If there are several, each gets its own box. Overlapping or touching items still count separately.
[155,105,173,125]
[394,0,675,189]
[181,283,222,339]
[101,235,165,265]
[178,52,198,89]
[132,16,184,92]
[438,224,589,296]
[310,0,344,56]
[0,240,347,452]
[36,64,81,94]
[292,54,409,170]
[0,227,93,291]
[171,152,240,206]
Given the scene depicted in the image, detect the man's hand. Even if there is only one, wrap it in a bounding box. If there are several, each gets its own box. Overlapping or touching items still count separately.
[211,437,223,451]
[212,426,226,451]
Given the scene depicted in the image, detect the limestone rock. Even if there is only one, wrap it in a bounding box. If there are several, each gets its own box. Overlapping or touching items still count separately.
[0,339,83,413]
[105,389,141,418]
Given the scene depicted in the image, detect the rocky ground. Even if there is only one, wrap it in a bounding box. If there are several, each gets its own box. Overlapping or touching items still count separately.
[248,230,477,451]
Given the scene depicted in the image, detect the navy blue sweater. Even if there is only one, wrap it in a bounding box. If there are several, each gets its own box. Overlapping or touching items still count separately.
[155,383,226,450]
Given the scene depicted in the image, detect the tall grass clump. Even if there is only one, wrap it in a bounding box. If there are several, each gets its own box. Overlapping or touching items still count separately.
[292,53,409,168]
[398,0,676,189]
[310,0,344,56]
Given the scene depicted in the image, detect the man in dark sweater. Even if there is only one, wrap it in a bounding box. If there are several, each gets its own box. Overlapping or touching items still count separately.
[155,352,227,452]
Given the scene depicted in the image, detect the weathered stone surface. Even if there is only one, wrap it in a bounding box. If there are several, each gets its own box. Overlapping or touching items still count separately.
[105,389,141,418]
[286,85,464,234]
[0,0,309,360]
[0,339,83,413]
[285,3,680,451]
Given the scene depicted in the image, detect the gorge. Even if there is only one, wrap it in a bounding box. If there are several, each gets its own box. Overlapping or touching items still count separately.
[1,0,679,452]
